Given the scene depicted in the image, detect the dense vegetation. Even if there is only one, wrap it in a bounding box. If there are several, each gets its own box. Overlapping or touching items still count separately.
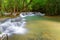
[0,0,60,16]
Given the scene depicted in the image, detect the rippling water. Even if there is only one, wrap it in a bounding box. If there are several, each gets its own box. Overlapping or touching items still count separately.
[0,12,36,37]
[0,13,29,37]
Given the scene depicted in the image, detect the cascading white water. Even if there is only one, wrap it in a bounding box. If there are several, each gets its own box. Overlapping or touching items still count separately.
[0,13,28,37]
[0,12,45,37]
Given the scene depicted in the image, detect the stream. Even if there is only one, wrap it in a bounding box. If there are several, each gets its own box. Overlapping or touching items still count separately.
[0,12,44,37]
[0,12,34,37]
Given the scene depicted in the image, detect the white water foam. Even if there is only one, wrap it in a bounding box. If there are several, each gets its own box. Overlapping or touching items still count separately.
[0,13,28,37]
[0,12,35,37]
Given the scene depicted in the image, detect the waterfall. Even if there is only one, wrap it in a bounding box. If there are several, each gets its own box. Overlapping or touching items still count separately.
[0,12,35,37]
[0,13,28,37]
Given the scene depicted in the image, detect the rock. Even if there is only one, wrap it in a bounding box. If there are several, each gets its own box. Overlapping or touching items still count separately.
[34,12,45,16]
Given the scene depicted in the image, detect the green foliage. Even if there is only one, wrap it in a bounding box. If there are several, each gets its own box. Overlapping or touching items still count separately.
[45,0,60,15]
[0,0,60,16]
